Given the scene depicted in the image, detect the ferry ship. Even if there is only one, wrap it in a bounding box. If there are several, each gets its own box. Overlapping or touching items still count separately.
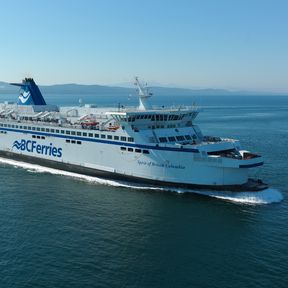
[0,78,267,191]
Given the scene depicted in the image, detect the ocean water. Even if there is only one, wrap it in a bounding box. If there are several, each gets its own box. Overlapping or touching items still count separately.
[0,94,288,288]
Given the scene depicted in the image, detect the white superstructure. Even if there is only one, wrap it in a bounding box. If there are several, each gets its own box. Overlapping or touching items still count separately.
[0,78,267,191]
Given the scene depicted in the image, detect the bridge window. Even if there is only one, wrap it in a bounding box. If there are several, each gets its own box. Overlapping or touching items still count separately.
[128,148,133,152]
[143,150,150,154]
[121,136,126,141]
[168,136,176,142]
[101,134,106,139]
[159,137,168,143]
[66,130,70,135]
[128,137,134,142]
[83,132,87,137]
[135,149,141,153]
[77,132,81,136]
[71,131,75,135]
[185,135,192,140]
[107,135,112,139]
[89,133,93,137]
[114,136,119,140]
[94,133,99,138]
[176,136,185,141]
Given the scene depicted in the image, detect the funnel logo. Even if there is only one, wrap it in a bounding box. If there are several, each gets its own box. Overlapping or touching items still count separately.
[19,90,31,104]
[12,139,62,158]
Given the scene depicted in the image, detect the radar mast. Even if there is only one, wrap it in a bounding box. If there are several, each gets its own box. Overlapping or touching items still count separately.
[134,77,153,111]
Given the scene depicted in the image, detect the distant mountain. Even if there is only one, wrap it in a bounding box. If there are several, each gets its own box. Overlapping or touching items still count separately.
[0,81,19,93]
[0,81,286,96]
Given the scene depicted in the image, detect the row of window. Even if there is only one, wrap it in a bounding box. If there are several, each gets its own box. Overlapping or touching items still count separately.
[158,135,196,143]
[66,139,82,145]
[120,147,150,154]
[148,124,177,129]
[0,130,7,134]
[128,113,192,122]
[0,123,134,143]
[32,135,45,140]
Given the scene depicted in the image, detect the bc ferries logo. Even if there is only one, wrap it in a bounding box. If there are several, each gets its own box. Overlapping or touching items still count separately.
[12,139,62,158]
[19,90,31,104]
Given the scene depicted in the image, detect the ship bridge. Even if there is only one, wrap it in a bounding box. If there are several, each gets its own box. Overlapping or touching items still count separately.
[106,108,199,131]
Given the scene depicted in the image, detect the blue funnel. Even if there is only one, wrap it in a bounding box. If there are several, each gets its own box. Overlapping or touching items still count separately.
[10,78,47,106]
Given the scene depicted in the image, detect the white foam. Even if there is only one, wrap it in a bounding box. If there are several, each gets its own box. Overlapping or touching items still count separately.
[187,188,283,205]
[0,157,161,190]
[0,157,283,205]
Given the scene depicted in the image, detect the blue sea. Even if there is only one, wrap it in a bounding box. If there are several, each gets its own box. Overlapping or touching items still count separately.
[0,93,287,288]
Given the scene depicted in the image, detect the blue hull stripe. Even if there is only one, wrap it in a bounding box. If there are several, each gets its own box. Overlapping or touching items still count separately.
[0,127,200,153]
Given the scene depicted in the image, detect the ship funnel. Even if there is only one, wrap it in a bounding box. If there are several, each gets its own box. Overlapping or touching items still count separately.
[10,78,47,106]
[134,77,152,111]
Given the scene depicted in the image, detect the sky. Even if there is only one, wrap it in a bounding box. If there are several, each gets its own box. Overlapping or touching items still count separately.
[0,0,287,92]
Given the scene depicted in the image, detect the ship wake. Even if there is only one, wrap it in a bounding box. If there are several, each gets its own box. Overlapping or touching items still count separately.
[0,157,283,205]
[167,187,283,205]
